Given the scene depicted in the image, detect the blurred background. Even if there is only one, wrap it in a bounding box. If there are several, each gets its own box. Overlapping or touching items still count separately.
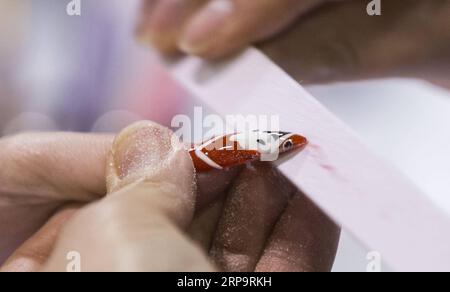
[0,0,191,135]
[1,0,449,271]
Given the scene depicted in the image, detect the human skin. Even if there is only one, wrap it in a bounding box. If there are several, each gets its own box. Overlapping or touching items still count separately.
[0,122,339,272]
[136,0,450,83]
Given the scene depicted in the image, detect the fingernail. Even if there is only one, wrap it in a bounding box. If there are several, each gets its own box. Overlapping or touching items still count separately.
[179,0,234,54]
[137,0,186,52]
[110,121,181,181]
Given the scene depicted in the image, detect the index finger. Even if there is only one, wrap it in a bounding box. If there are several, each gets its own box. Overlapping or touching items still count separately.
[0,133,113,262]
[0,132,113,203]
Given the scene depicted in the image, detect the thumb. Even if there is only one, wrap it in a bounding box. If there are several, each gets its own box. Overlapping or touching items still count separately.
[43,121,214,271]
[106,120,197,227]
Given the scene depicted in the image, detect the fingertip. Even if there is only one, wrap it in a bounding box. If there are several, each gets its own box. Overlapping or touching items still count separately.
[136,28,180,54]
[104,120,198,228]
[178,0,325,59]
[107,120,194,194]
[178,0,238,58]
[137,0,210,55]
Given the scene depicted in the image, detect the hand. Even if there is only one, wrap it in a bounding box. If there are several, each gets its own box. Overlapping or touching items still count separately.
[0,132,112,270]
[136,0,450,83]
[1,122,339,272]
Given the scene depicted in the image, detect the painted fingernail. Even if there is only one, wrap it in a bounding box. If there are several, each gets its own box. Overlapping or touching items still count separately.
[179,0,234,54]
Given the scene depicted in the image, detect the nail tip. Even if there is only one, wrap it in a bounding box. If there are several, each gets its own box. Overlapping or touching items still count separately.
[178,39,198,55]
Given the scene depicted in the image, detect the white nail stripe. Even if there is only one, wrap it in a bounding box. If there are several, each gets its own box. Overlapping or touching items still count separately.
[198,135,223,149]
[195,148,223,170]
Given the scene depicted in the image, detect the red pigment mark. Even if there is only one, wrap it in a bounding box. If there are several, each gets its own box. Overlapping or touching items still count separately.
[308,144,344,179]
[308,144,321,150]
[307,144,325,161]
[320,164,336,172]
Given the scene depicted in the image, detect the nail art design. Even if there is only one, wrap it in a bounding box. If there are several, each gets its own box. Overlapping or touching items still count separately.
[190,131,308,172]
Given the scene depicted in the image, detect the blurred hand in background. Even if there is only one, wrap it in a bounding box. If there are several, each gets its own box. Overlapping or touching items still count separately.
[0,122,339,272]
[136,0,450,83]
